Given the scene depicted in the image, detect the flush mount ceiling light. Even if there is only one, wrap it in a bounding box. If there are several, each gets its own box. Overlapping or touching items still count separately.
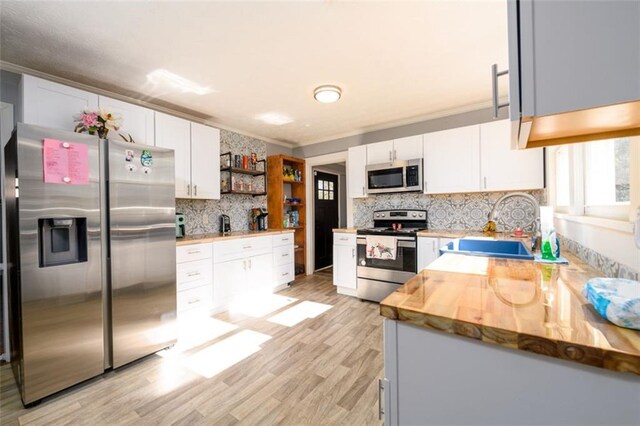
[256,112,294,126]
[146,69,213,95]
[314,85,341,103]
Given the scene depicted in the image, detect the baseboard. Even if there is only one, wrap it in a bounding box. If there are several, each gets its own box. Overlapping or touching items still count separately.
[336,286,358,297]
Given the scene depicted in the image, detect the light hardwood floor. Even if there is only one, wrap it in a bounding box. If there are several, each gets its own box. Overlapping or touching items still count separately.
[0,271,384,425]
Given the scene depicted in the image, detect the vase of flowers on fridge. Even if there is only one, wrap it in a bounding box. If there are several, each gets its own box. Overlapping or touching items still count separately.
[74,109,122,140]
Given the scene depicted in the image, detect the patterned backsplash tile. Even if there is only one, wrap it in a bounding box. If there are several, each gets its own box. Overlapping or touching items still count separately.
[353,190,546,232]
[177,129,267,234]
[558,234,638,280]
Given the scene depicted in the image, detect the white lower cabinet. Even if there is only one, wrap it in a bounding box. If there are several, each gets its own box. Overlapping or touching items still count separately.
[210,233,294,312]
[176,243,214,316]
[417,237,453,271]
[333,233,357,296]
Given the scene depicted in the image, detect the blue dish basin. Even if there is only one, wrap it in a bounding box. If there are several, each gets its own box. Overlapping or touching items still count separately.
[440,238,534,260]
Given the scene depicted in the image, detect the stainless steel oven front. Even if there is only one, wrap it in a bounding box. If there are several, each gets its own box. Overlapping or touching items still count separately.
[366,159,423,194]
[356,235,418,302]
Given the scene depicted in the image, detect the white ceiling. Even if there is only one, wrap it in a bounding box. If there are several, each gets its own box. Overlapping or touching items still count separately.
[0,1,508,147]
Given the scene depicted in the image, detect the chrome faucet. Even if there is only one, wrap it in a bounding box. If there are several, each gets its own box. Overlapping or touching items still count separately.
[487,192,541,250]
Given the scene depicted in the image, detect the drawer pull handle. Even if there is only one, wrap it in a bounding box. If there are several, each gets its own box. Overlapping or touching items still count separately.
[187,271,200,277]
[340,237,348,241]
[281,272,289,276]
[187,250,201,254]
[243,245,252,249]
[188,298,200,304]
[282,253,289,257]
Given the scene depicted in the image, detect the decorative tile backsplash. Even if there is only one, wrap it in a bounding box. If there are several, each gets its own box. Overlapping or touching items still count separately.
[353,190,546,232]
[177,129,267,234]
[558,235,639,280]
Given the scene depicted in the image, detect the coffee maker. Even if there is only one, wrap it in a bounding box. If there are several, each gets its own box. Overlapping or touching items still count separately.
[219,214,231,234]
[251,208,268,231]
[176,213,186,238]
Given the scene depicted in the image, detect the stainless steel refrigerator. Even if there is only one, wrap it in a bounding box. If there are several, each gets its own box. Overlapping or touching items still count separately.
[4,123,177,406]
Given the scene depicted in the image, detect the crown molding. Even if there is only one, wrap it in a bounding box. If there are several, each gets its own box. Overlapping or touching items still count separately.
[0,61,295,148]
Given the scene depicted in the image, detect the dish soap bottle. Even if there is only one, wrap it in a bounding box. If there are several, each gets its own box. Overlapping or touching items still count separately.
[540,206,560,260]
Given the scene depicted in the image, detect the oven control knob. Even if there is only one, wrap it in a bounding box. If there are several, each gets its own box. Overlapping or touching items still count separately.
[419,213,424,217]
[375,213,380,218]
[360,260,366,266]
[412,213,417,217]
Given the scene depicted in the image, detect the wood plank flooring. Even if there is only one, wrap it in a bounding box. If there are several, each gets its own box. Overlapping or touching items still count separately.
[0,271,384,425]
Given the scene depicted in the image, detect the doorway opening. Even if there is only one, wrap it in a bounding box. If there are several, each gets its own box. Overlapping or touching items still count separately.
[312,164,346,272]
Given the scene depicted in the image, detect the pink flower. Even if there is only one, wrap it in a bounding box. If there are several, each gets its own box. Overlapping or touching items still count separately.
[82,112,98,127]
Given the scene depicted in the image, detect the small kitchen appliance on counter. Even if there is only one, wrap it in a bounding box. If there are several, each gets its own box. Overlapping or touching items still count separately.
[251,208,269,231]
[176,213,185,238]
[220,214,231,233]
[356,209,428,302]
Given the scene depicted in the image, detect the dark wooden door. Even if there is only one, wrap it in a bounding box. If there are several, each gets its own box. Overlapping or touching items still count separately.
[314,171,339,271]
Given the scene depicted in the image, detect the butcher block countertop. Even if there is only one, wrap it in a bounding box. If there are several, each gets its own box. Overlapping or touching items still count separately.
[176,229,295,246]
[380,252,640,375]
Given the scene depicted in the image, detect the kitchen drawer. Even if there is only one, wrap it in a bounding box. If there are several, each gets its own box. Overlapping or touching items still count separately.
[272,232,294,247]
[177,258,212,291]
[177,284,212,314]
[274,262,295,286]
[273,245,294,266]
[213,235,272,263]
[177,243,212,263]
[334,233,356,247]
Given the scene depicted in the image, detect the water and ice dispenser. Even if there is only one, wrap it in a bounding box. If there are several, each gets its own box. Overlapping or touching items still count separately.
[38,218,88,267]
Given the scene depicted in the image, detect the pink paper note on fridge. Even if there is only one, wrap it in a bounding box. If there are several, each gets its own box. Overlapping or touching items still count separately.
[43,138,90,185]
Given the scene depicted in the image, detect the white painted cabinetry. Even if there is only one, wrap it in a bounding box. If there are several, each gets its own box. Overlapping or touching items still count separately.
[190,122,220,199]
[348,145,368,198]
[366,140,395,164]
[22,75,98,132]
[333,233,357,296]
[155,112,191,198]
[366,136,423,165]
[422,120,543,194]
[417,237,453,271]
[479,120,543,191]
[155,113,221,199]
[272,233,295,288]
[176,243,213,316]
[423,125,481,194]
[393,135,423,161]
[98,95,155,146]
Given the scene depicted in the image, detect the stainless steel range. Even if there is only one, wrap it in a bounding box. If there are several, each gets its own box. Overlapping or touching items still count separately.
[356,209,427,302]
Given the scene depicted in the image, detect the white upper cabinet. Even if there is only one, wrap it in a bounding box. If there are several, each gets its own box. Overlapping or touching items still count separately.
[506,0,640,149]
[393,135,423,160]
[22,75,98,132]
[155,112,191,198]
[190,122,220,200]
[423,125,480,194]
[366,136,423,164]
[98,96,155,146]
[479,120,543,192]
[348,145,368,198]
[366,140,394,164]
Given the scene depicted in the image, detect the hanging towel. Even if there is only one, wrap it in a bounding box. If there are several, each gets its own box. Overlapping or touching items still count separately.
[366,235,398,260]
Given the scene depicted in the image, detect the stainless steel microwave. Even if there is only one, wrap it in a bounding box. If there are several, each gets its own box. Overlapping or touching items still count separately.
[365,159,423,194]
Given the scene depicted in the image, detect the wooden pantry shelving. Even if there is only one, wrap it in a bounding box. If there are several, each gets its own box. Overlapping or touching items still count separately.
[267,154,307,278]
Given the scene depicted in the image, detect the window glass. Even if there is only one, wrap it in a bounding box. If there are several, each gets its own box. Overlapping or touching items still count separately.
[555,147,570,207]
[585,138,630,206]
[318,181,324,190]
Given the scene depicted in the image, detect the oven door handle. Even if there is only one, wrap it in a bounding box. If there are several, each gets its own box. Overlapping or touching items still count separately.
[357,239,416,248]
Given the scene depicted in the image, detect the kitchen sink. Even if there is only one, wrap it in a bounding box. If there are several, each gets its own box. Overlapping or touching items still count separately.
[439,238,534,260]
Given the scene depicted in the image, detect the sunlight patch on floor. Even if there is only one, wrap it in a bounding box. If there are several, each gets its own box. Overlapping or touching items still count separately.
[158,315,238,356]
[267,301,333,327]
[228,293,298,318]
[185,330,272,379]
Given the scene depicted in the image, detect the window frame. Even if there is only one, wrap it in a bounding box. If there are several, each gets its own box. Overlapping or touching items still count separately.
[549,136,638,224]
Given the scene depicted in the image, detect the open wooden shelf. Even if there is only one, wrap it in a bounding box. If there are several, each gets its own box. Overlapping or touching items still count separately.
[268,154,307,278]
[220,190,266,196]
[220,166,265,176]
